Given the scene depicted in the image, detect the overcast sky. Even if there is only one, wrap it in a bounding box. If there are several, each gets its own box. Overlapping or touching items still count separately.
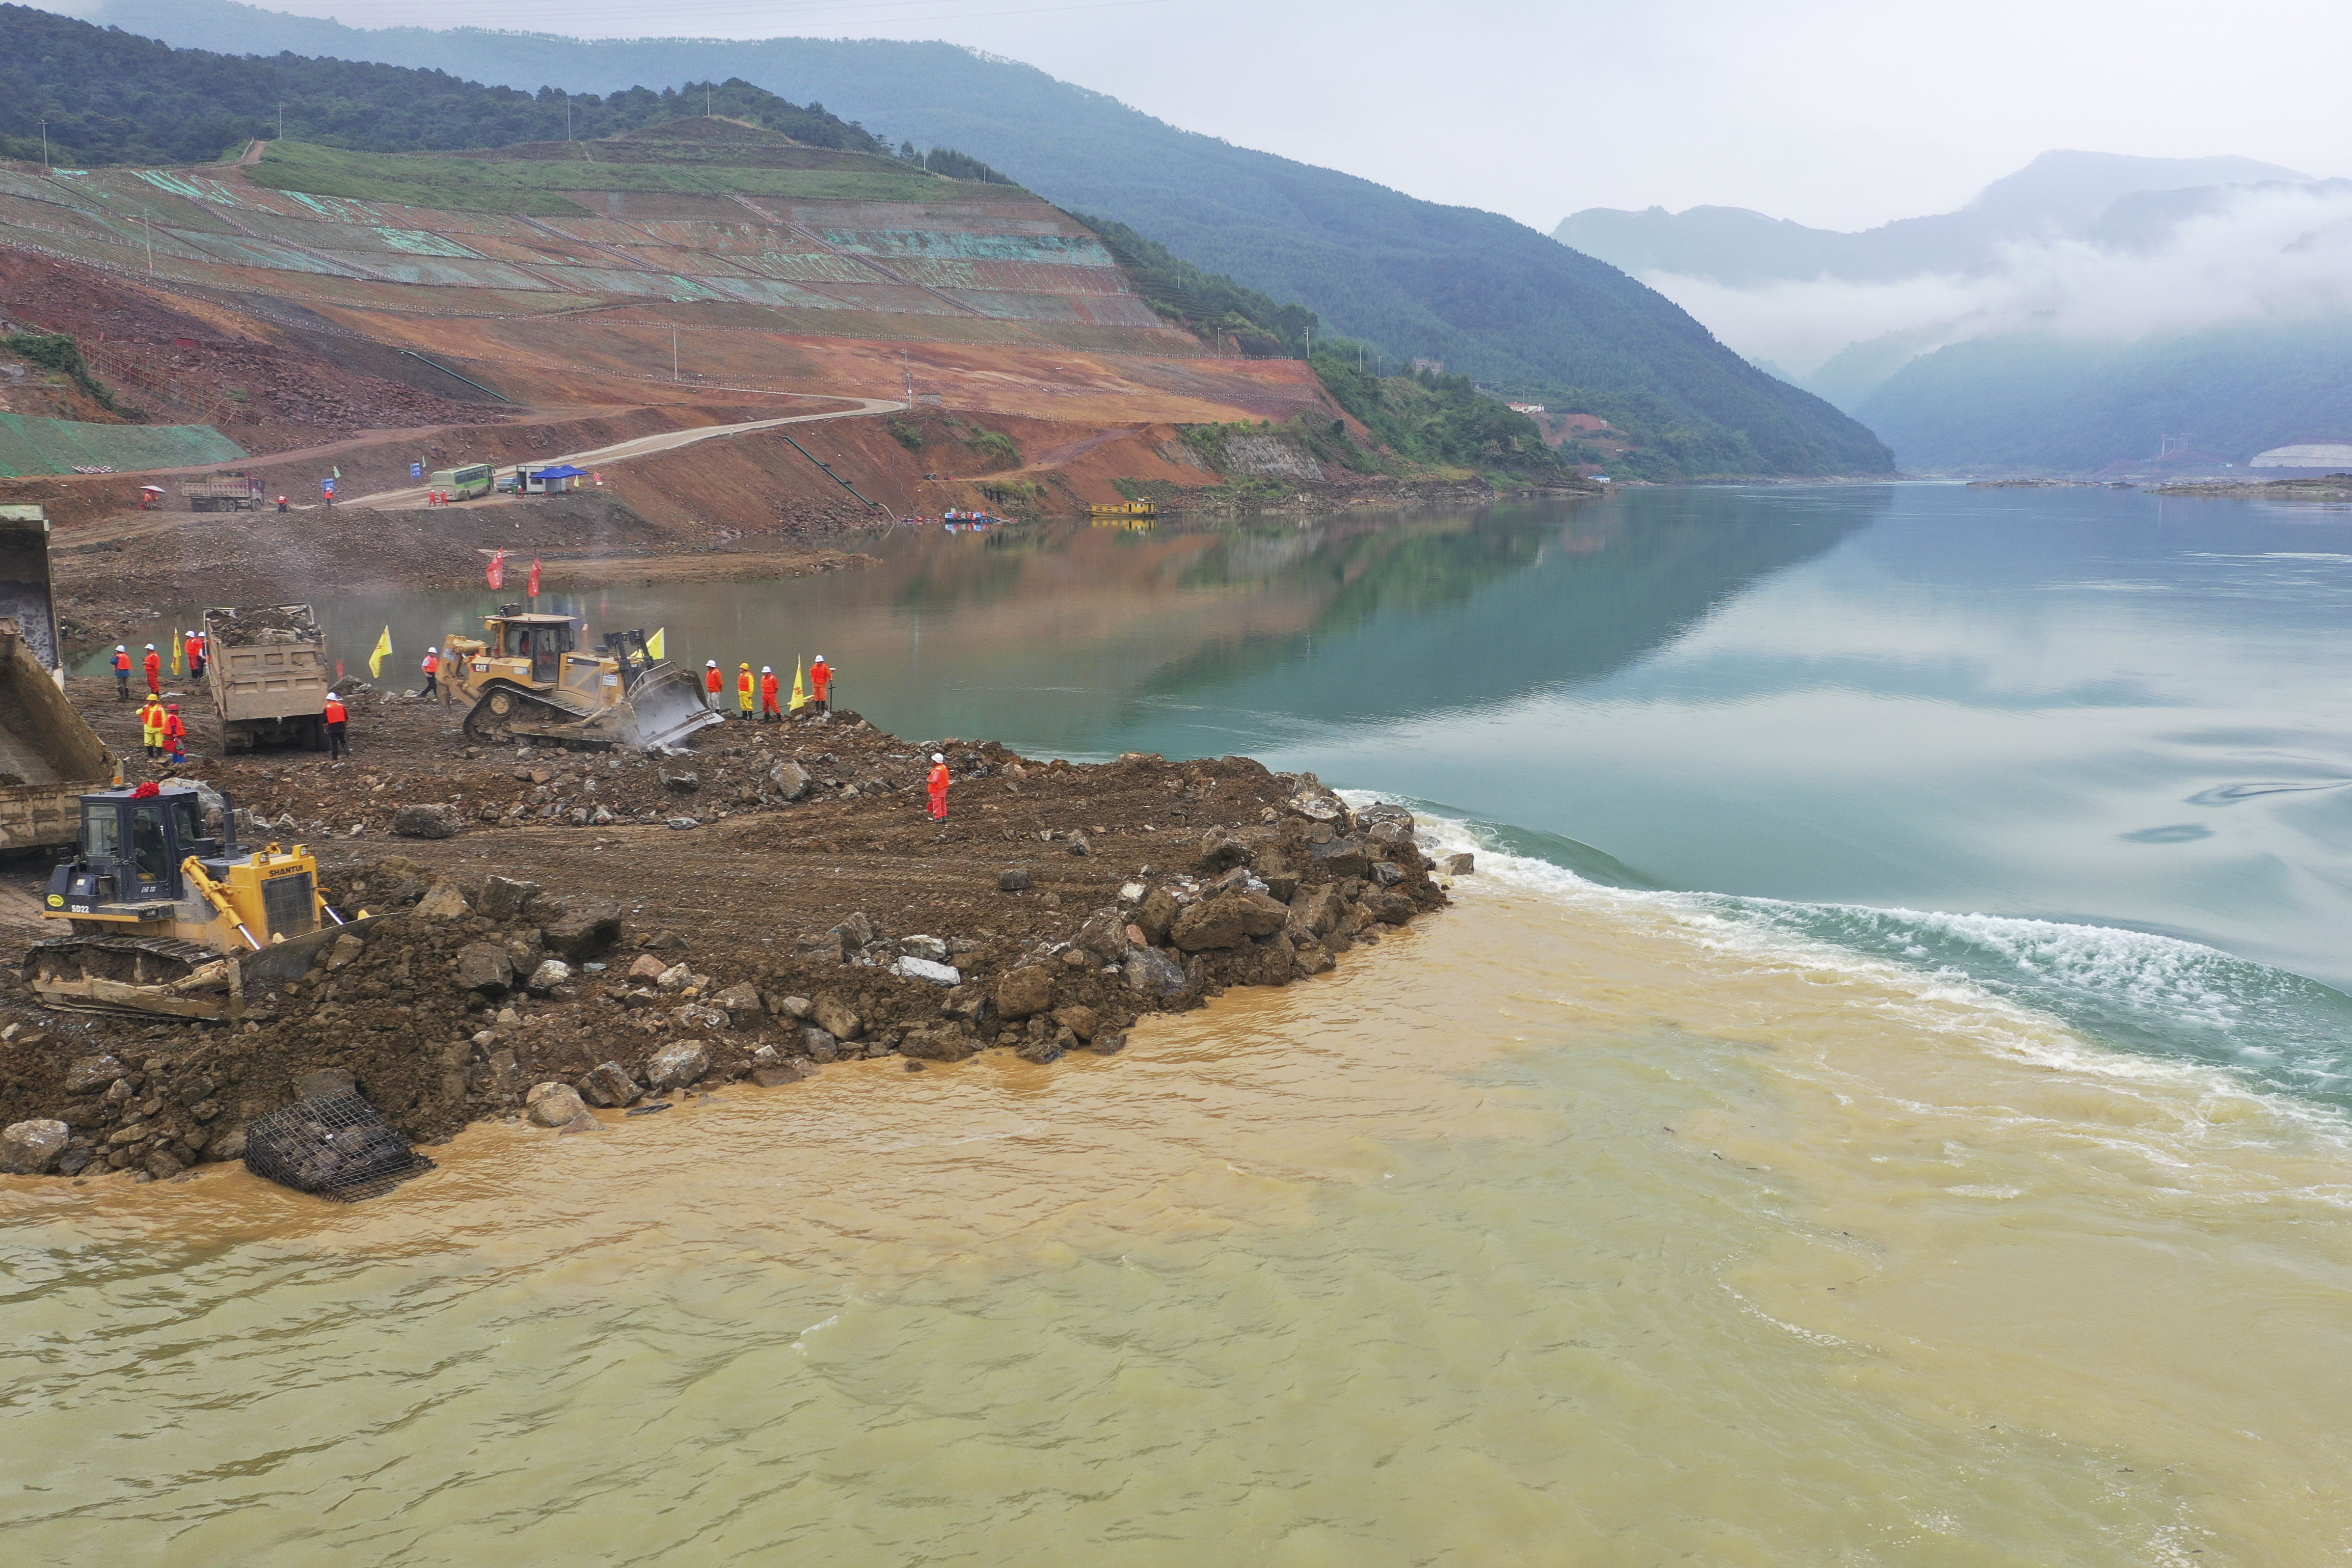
[94,0,2352,231]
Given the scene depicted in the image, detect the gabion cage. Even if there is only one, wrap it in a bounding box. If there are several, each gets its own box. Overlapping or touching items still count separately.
[243,1092,435,1202]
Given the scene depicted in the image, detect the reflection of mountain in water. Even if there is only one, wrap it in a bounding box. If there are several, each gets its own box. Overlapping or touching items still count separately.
[1138,488,1888,722]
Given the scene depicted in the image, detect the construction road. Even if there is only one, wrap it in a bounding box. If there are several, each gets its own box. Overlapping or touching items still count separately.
[342,396,906,509]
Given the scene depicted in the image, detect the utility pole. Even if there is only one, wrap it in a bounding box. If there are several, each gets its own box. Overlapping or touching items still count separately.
[565,100,572,142]
[903,348,912,406]
[672,326,680,383]
[706,83,712,117]
[143,210,153,275]
[278,102,284,140]
[40,115,49,171]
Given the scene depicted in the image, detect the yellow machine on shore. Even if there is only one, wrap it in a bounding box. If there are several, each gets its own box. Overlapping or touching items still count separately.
[442,607,722,749]
[26,781,361,1020]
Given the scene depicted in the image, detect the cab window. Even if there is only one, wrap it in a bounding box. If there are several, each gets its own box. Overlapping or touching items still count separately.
[169,795,204,848]
[129,806,168,882]
[84,804,120,860]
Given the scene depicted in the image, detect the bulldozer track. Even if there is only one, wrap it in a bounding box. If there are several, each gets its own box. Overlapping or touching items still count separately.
[462,682,581,745]
[24,932,230,1016]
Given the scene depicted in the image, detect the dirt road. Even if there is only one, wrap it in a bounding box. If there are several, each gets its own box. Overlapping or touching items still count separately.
[344,397,906,510]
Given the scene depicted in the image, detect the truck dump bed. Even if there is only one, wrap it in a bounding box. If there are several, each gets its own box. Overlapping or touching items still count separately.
[0,507,116,848]
[204,603,328,751]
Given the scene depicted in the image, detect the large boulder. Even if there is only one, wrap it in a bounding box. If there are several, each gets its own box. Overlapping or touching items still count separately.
[540,903,626,964]
[893,955,961,986]
[526,958,572,993]
[414,881,469,919]
[994,965,1058,1020]
[1288,885,1346,938]
[1052,1004,1101,1042]
[578,1062,644,1108]
[1073,910,1129,962]
[900,1026,977,1063]
[62,1055,125,1094]
[526,1082,587,1126]
[799,1026,841,1063]
[769,761,813,800]
[391,803,465,840]
[477,876,543,922]
[454,942,515,993]
[645,1040,710,1092]
[713,982,766,1022]
[1,1118,70,1175]
[813,994,864,1041]
[1122,947,1188,997]
[1133,886,1182,944]
[1197,827,1254,873]
[1310,836,1371,879]
[1170,891,1290,952]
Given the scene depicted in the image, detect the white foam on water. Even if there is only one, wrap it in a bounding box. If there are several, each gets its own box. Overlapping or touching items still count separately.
[1341,791,2352,1165]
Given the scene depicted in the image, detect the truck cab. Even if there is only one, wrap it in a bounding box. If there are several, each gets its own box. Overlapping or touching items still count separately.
[43,783,317,940]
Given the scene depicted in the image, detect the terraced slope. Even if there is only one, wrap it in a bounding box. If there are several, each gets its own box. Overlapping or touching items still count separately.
[0,133,1179,353]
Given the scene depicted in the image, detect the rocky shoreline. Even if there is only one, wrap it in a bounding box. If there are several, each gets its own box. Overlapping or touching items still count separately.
[0,694,1459,1188]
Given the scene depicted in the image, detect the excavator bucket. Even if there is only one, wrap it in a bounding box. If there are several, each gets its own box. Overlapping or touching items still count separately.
[609,662,724,749]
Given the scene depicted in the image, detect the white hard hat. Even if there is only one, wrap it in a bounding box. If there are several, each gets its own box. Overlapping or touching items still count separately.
[116,644,125,651]
[326,692,339,700]
[706,659,717,667]
[762,665,772,672]
[814,653,824,660]
[932,752,944,763]
[427,645,438,653]
[145,642,155,650]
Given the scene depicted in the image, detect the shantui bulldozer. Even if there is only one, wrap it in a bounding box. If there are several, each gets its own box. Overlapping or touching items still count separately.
[25,781,364,1020]
[443,608,722,749]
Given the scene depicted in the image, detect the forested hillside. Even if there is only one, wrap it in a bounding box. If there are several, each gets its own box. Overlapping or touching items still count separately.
[0,5,887,165]
[70,0,1896,478]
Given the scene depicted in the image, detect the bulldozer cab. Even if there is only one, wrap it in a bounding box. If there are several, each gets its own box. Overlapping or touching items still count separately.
[57,785,217,913]
[491,613,577,684]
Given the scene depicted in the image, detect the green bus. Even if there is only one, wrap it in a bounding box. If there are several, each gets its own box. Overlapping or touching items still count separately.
[427,463,495,501]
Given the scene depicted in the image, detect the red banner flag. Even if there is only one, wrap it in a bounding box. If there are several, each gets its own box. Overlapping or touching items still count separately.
[486,549,506,590]
[336,659,345,681]
[527,557,543,598]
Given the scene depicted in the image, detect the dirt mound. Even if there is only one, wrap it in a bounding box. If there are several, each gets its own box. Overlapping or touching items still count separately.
[203,603,317,647]
[0,679,1452,1185]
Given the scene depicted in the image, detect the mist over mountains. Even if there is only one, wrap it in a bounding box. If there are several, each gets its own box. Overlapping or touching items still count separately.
[1559,151,2352,475]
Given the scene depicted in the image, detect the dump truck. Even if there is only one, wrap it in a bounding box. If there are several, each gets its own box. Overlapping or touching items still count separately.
[444,609,721,749]
[0,506,119,851]
[203,603,331,751]
[181,472,265,512]
[25,780,362,1020]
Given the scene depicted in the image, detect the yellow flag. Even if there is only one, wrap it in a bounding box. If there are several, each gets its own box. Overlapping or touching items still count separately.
[790,659,807,710]
[646,628,666,661]
[170,632,184,678]
[368,626,392,680]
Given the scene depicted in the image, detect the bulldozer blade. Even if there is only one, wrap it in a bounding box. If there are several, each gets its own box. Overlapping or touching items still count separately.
[616,665,726,749]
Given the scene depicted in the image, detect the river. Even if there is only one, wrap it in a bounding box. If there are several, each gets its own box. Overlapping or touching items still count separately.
[19,483,2352,1563]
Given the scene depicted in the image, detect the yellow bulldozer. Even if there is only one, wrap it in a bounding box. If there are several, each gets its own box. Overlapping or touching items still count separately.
[443,608,722,749]
[25,781,363,1020]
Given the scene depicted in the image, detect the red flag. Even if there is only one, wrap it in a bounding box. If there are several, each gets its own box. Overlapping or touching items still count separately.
[486,549,506,590]
[527,557,543,598]
[336,659,345,681]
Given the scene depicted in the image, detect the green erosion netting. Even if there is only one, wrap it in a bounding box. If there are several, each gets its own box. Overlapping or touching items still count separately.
[0,414,245,476]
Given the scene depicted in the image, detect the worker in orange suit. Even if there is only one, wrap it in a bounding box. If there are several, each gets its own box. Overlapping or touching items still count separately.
[420,647,440,700]
[760,665,780,722]
[112,644,132,700]
[185,629,206,678]
[142,643,161,696]
[323,691,349,759]
[928,751,951,820]
[809,654,832,715]
[703,659,722,710]
[736,662,754,720]
[163,704,187,765]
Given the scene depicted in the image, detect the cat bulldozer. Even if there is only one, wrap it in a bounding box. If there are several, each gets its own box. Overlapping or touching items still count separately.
[443,609,721,749]
[25,781,362,1020]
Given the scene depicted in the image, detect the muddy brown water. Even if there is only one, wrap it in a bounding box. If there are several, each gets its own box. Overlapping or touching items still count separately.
[19,486,2352,1560]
